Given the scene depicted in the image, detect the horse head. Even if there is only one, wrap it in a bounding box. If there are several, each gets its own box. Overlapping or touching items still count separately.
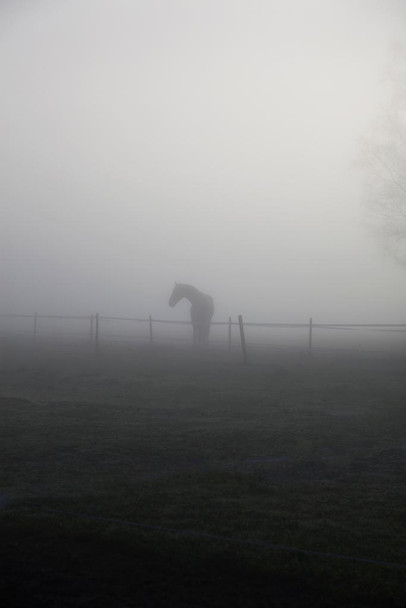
[168,282,180,307]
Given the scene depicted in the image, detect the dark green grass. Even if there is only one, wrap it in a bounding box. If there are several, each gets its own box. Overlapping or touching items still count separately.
[0,339,405,606]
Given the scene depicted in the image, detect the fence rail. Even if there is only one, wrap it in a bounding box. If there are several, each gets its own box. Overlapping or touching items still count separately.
[1,313,406,361]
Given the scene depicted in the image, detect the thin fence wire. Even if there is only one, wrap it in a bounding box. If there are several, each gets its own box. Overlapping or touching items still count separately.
[1,313,405,353]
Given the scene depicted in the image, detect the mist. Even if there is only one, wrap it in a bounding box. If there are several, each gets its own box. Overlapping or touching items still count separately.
[2,0,406,326]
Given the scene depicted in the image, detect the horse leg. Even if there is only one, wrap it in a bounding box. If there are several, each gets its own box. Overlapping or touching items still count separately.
[194,325,204,346]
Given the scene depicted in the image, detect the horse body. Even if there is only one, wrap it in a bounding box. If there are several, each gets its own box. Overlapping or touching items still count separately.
[169,283,214,345]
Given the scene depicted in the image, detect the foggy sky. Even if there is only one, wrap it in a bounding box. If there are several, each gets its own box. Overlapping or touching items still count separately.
[2,0,406,324]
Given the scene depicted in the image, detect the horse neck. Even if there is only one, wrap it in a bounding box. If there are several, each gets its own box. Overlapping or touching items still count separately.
[179,284,200,304]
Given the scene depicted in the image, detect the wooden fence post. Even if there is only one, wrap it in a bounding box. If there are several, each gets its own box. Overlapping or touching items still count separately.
[308,317,313,352]
[228,316,232,350]
[149,315,153,345]
[94,313,99,353]
[238,315,248,364]
[33,312,38,342]
[90,314,94,341]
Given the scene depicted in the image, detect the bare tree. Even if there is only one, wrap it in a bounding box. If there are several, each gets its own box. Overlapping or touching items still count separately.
[361,46,406,265]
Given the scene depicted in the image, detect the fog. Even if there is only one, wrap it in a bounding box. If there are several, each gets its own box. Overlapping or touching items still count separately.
[2,0,406,326]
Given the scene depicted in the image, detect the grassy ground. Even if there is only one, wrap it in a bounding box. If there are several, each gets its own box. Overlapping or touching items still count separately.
[0,338,405,606]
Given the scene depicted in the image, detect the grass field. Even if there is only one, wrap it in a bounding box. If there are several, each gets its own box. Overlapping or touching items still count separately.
[1,338,405,607]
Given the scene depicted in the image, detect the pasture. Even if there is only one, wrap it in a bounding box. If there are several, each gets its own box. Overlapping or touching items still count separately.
[1,337,405,607]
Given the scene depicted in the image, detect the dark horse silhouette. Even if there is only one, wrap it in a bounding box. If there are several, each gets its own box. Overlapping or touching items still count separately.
[169,283,214,345]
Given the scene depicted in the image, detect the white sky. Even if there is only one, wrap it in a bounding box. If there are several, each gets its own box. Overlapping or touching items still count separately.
[2,0,406,323]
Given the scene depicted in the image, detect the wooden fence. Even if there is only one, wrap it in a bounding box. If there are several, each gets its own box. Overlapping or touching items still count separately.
[1,313,406,362]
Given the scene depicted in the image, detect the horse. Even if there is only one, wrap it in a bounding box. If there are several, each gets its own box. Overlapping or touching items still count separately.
[168,283,214,345]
